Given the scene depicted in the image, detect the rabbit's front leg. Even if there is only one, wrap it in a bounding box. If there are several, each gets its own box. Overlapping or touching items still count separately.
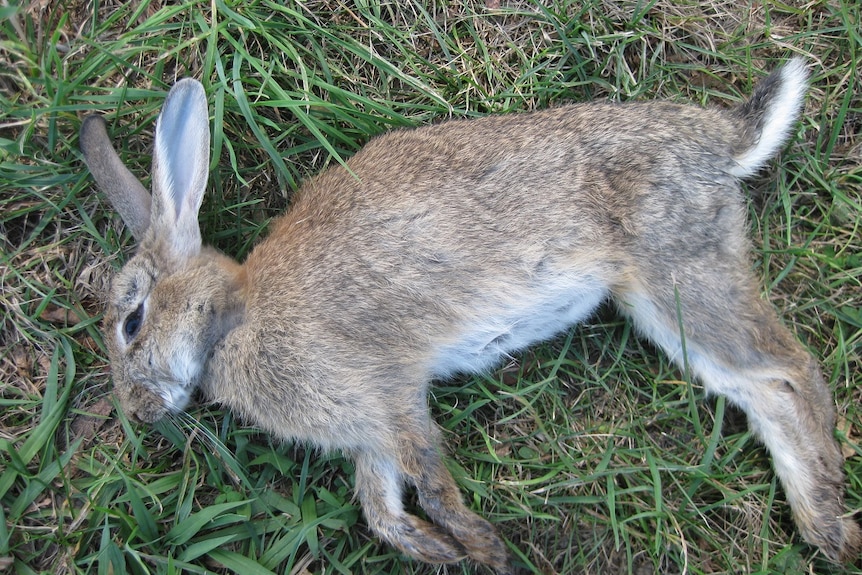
[353,449,469,563]
[395,417,512,571]
[352,416,513,573]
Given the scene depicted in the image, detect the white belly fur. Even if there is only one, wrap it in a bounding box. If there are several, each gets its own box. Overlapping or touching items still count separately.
[431,273,609,377]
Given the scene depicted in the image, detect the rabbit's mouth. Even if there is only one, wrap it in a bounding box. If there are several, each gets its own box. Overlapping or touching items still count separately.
[117,358,200,423]
[118,379,192,424]
[116,382,175,424]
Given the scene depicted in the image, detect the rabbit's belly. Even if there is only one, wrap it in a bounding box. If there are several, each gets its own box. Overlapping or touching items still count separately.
[431,279,608,377]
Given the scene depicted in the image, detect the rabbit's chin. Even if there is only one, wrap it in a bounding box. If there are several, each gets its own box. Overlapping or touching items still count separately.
[151,357,204,417]
[159,382,193,414]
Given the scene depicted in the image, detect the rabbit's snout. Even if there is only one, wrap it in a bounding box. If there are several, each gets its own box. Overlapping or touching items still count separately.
[111,339,196,423]
[115,382,170,424]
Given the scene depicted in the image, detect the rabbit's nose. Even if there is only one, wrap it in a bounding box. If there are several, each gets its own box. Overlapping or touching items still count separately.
[128,410,148,425]
[130,403,166,424]
[115,384,169,424]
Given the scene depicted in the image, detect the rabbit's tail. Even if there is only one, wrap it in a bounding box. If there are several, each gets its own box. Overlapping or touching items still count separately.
[730,58,809,178]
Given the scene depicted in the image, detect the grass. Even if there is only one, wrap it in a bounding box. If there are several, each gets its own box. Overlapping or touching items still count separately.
[1,0,860,573]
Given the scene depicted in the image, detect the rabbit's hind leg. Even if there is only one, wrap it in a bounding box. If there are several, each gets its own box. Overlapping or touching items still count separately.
[617,272,861,562]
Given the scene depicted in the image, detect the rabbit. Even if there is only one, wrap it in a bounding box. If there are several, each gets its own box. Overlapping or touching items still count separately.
[79,57,861,572]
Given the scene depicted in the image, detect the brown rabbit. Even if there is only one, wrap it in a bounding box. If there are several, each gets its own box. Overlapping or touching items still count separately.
[79,58,861,572]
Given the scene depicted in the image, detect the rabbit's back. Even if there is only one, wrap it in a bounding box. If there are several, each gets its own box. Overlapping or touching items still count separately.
[209,101,751,429]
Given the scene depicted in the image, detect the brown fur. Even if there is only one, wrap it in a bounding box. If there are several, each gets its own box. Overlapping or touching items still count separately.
[79,59,861,572]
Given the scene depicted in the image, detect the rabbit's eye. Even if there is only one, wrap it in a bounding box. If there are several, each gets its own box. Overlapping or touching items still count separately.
[124,304,144,341]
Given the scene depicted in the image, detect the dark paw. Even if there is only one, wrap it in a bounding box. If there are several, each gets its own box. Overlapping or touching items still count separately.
[396,514,468,564]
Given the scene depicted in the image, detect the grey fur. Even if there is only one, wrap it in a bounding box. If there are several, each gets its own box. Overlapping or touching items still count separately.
[79,115,151,240]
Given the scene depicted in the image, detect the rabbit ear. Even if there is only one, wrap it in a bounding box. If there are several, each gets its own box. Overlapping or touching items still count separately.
[149,78,210,261]
[80,115,153,241]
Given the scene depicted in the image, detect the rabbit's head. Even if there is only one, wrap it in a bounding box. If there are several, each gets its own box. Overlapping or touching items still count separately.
[81,80,243,423]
